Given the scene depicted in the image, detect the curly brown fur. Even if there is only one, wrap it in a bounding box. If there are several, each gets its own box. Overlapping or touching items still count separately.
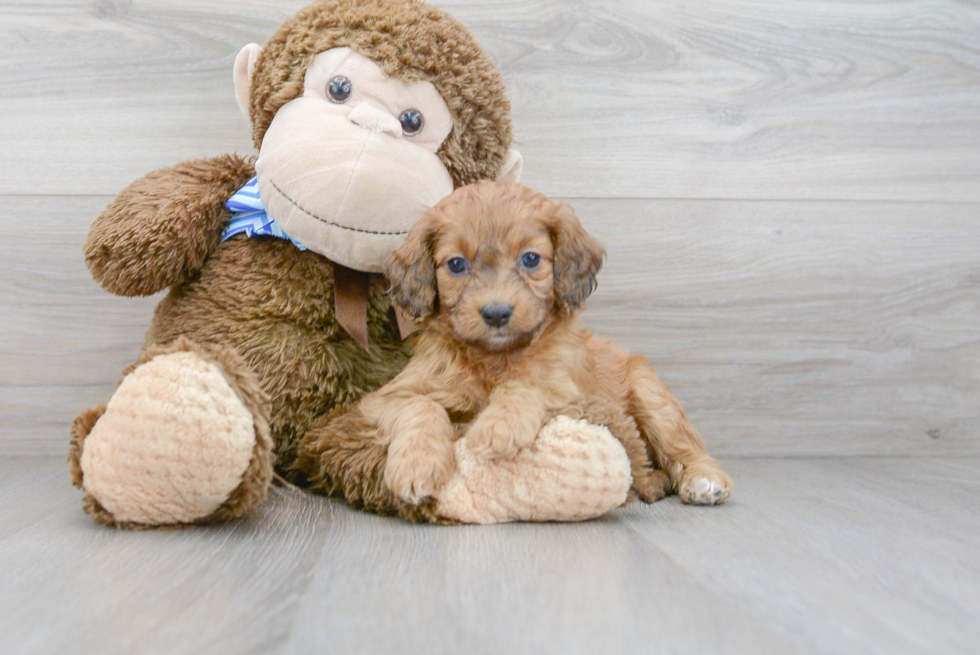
[319,182,732,509]
[85,154,255,297]
[250,0,512,186]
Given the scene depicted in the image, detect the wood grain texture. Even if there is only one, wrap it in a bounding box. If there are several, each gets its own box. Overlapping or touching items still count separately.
[3,4,977,653]
[1,457,978,655]
[623,457,980,655]
[0,459,331,655]
[1,0,978,200]
[3,195,976,457]
[576,197,980,457]
[280,488,803,655]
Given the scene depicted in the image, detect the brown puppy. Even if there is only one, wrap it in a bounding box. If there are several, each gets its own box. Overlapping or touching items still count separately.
[363,181,732,507]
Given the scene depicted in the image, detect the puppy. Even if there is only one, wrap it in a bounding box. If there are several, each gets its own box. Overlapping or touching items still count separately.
[322,181,733,509]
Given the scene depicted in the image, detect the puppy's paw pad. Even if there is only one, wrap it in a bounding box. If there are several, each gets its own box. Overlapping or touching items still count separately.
[395,483,435,506]
[680,475,731,505]
[384,449,454,505]
[384,461,436,505]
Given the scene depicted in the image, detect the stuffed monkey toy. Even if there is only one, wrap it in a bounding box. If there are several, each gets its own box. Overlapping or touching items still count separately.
[68,0,634,527]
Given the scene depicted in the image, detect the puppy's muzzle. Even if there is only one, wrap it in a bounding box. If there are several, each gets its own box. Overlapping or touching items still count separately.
[480,303,513,327]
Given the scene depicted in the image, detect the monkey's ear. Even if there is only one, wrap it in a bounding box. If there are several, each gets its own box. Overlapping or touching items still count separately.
[548,202,605,314]
[386,217,440,322]
[495,149,523,184]
[234,44,263,119]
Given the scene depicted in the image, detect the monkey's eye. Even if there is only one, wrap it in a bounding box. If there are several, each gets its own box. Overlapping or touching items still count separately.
[446,256,469,276]
[327,76,352,103]
[520,252,541,270]
[399,109,424,136]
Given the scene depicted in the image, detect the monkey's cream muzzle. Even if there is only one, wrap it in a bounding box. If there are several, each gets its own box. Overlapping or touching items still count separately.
[256,99,453,272]
[252,47,455,273]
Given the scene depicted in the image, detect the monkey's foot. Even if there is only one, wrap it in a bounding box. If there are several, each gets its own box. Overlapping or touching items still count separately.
[434,415,632,524]
[68,338,274,528]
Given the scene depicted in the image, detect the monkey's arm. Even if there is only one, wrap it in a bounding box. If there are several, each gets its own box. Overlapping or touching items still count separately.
[84,154,255,296]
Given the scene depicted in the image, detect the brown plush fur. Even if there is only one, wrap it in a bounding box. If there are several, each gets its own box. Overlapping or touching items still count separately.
[85,154,256,297]
[74,0,516,525]
[68,405,105,489]
[297,183,732,514]
[249,0,512,187]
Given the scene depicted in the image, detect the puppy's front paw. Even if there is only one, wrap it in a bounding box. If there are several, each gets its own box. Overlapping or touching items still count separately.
[384,434,455,505]
[679,460,733,505]
[466,408,539,460]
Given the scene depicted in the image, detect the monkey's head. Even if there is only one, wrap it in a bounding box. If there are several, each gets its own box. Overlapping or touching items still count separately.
[232,0,522,273]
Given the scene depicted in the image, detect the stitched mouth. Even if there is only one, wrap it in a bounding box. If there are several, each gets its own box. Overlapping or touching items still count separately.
[267,178,411,236]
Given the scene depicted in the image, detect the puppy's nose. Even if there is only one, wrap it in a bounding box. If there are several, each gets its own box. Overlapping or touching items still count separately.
[480,303,513,327]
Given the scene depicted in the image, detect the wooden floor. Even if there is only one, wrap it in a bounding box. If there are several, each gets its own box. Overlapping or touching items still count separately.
[1,457,978,655]
[2,1,979,653]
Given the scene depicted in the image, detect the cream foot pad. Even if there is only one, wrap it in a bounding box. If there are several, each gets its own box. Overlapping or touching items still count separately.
[80,351,257,525]
[436,415,632,524]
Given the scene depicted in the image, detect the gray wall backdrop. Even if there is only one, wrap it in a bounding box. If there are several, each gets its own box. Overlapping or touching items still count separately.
[2,0,978,457]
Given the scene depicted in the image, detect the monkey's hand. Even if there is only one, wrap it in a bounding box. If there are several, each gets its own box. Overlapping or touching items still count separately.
[84,154,255,296]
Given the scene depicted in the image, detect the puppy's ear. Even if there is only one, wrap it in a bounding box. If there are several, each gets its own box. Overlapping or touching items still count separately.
[547,202,605,314]
[386,214,440,321]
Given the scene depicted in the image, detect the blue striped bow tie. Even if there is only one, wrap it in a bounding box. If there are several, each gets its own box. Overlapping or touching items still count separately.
[222,176,307,250]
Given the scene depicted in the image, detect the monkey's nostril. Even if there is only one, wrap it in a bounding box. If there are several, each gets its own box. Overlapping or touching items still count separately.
[480,303,513,327]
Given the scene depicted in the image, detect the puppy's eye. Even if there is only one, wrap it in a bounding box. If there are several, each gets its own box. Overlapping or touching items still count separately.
[446,257,470,276]
[327,76,352,103]
[520,252,541,269]
[399,109,424,135]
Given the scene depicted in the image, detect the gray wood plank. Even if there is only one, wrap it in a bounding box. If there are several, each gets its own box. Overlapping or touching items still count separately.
[2,457,979,655]
[1,0,978,200]
[622,457,980,655]
[577,197,980,457]
[3,195,977,457]
[0,459,331,655]
[0,195,157,456]
[279,493,805,655]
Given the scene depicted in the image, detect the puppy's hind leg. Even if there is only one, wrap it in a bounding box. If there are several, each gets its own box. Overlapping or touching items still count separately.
[600,408,670,504]
[626,356,732,505]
